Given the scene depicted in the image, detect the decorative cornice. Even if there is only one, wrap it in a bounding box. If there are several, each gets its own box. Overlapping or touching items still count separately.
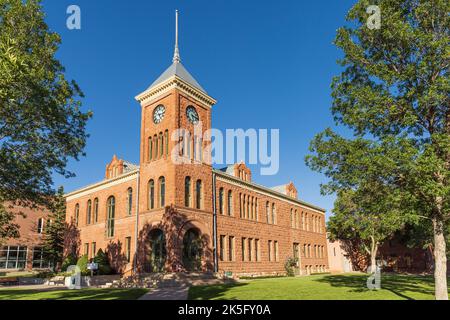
[214,169,326,215]
[135,75,217,108]
[65,170,139,201]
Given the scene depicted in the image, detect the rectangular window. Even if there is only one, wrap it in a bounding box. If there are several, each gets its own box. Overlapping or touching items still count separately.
[293,243,300,261]
[92,242,97,258]
[268,240,272,262]
[241,237,246,262]
[32,247,52,269]
[219,188,224,215]
[37,218,44,234]
[84,243,89,257]
[248,238,253,262]
[125,237,131,262]
[274,241,279,262]
[219,235,226,261]
[228,236,235,261]
[255,239,260,262]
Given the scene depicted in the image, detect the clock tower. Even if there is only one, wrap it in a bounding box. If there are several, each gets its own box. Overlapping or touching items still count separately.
[134,11,217,271]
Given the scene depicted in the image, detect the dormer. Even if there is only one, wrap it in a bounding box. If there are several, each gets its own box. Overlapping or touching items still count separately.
[220,162,252,182]
[105,155,139,180]
[105,155,124,179]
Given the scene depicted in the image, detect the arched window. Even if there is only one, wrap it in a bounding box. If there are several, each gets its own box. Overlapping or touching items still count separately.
[239,193,242,218]
[185,177,192,207]
[272,203,276,225]
[147,229,167,272]
[246,196,250,219]
[86,200,92,224]
[159,177,165,207]
[159,132,163,157]
[301,212,305,230]
[148,180,155,209]
[106,196,115,237]
[164,130,169,156]
[291,209,295,228]
[227,190,233,216]
[255,198,258,221]
[266,202,270,224]
[218,188,224,215]
[37,218,44,234]
[74,204,79,226]
[127,188,133,215]
[182,228,203,272]
[154,134,158,159]
[148,137,153,161]
[93,198,99,223]
[196,180,202,209]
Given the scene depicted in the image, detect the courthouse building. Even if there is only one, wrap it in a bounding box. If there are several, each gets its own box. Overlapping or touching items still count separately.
[64,13,328,276]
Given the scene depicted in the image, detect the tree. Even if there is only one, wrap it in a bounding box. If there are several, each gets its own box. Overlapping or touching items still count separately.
[307,0,449,299]
[307,133,408,272]
[328,187,405,273]
[42,187,66,271]
[0,0,91,239]
[0,201,21,246]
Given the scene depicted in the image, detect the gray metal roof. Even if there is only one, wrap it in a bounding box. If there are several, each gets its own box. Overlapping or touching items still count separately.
[148,61,206,93]
[123,161,140,173]
[270,185,288,195]
[219,164,236,175]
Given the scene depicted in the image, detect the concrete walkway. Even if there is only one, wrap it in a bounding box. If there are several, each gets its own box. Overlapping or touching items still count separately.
[138,285,189,300]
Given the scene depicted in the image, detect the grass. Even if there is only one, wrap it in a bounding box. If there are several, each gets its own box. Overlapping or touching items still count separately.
[189,273,449,300]
[0,288,148,300]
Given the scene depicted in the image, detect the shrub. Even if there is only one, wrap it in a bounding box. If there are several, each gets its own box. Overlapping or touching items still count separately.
[284,257,298,277]
[93,249,113,275]
[61,254,77,272]
[76,254,89,275]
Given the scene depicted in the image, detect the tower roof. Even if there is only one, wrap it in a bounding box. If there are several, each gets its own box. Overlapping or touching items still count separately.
[136,10,215,107]
[147,61,206,93]
[145,10,206,93]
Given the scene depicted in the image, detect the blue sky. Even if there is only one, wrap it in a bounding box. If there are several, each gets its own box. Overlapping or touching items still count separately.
[43,0,357,220]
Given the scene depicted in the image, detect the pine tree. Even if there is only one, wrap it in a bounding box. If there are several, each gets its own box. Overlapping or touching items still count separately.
[42,187,66,271]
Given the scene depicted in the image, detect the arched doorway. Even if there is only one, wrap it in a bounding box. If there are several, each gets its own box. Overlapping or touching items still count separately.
[182,228,203,272]
[146,229,167,272]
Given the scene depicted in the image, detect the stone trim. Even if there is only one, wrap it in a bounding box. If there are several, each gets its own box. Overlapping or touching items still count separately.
[214,170,326,215]
[135,76,217,108]
[65,170,139,201]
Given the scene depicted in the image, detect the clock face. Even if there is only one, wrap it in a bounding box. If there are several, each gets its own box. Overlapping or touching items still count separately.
[153,105,166,124]
[186,106,199,124]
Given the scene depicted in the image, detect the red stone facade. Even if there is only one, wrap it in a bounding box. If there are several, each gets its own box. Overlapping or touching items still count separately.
[64,48,329,276]
[0,204,51,271]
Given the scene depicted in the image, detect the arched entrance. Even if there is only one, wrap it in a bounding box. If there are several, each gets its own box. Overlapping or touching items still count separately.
[182,228,203,272]
[146,229,167,273]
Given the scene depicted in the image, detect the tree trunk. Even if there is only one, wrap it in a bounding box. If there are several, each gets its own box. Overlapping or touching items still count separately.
[369,236,378,273]
[432,217,448,300]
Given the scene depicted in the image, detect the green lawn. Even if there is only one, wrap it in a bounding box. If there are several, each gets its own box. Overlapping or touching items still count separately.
[189,273,448,300]
[0,288,148,300]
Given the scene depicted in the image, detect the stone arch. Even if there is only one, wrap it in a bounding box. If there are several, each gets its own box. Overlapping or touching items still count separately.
[177,219,213,272]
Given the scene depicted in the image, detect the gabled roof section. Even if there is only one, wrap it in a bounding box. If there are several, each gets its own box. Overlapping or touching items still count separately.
[148,62,206,94]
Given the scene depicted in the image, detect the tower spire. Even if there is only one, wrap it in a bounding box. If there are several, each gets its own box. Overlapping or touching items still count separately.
[172,10,181,64]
